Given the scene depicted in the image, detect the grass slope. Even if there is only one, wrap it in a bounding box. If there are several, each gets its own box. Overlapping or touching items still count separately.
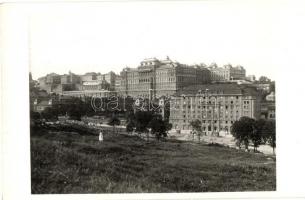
[31,128,276,193]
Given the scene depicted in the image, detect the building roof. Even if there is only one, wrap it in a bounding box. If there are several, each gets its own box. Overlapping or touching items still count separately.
[208,62,218,68]
[175,83,259,96]
[46,73,60,76]
[84,72,98,76]
[142,57,159,62]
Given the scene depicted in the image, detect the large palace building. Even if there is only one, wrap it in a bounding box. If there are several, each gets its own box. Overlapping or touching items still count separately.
[117,57,211,98]
[208,63,246,82]
[169,83,261,136]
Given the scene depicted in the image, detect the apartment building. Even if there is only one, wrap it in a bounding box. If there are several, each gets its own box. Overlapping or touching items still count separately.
[169,83,261,136]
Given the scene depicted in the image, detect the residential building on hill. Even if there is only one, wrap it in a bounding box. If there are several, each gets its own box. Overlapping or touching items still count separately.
[37,71,117,96]
[38,72,80,93]
[260,91,276,120]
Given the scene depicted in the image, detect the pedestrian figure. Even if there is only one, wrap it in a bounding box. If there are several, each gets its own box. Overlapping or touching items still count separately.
[99,131,104,142]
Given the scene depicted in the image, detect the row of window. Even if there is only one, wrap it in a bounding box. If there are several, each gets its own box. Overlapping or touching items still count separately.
[178,105,240,109]
[180,119,234,124]
[180,110,239,114]
[173,125,232,131]
[156,77,176,82]
[139,78,152,83]
[178,96,241,100]
[156,70,175,76]
[182,115,239,119]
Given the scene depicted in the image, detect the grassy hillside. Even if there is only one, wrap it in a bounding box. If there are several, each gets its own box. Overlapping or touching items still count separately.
[31,127,276,193]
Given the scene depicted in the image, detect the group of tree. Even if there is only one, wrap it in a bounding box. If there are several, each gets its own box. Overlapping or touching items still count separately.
[31,96,126,122]
[31,95,166,122]
[125,111,172,141]
[189,119,203,142]
[231,117,276,154]
[258,76,272,83]
[107,114,121,134]
[148,114,172,141]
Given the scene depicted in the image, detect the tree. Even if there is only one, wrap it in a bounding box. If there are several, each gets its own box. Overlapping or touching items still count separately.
[67,104,83,120]
[190,120,202,142]
[41,107,59,121]
[231,117,255,150]
[56,97,87,120]
[270,82,275,92]
[134,111,153,138]
[108,115,121,134]
[165,122,173,134]
[251,119,266,152]
[126,111,135,123]
[126,120,135,135]
[258,76,271,83]
[263,120,276,154]
[125,97,135,113]
[30,111,41,120]
[148,114,171,141]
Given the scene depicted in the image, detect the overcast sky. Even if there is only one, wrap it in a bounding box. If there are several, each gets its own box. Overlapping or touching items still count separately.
[27,1,291,80]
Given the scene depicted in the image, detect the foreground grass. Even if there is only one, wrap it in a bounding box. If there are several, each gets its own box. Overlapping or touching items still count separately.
[31,127,276,193]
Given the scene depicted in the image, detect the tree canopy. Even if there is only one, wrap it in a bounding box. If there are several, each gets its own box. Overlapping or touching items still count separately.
[258,76,271,83]
[108,115,121,134]
[232,117,276,154]
[108,116,121,127]
[190,120,202,133]
[231,117,255,150]
[134,111,153,133]
[263,120,276,154]
[190,119,203,142]
[148,114,171,141]
[126,120,135,134]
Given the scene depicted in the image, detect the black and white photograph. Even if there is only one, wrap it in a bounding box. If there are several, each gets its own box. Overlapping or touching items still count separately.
[1,0,305,199]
